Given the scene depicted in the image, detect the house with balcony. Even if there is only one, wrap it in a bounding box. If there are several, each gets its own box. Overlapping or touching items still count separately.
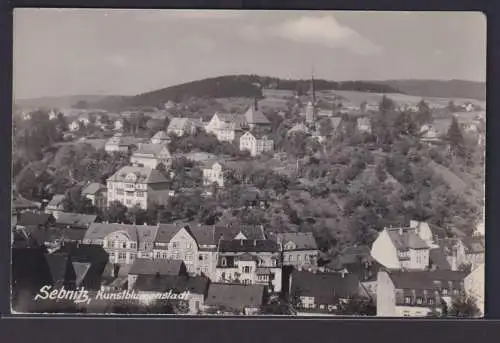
[106,165,170,210]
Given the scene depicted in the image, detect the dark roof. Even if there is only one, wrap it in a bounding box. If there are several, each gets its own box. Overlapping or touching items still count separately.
[44,252,76,286]
[218,239,280,253]
[56,212,97,228]
[155,224,180,243]
[387,270,467,291]
[18,212,54,227]
[129,258,185,276]
[206,283,265,310]
[429,248,452,270]
[133,274,209,295]
[214,224,266,241]
[81,183,106,196]
[244,106,270,125]
[12,246,52,293]
[290,270,360,304]
[461,236,485,254]
[155,223,217,246]
[386,228,429,251]
[276,232,318,250]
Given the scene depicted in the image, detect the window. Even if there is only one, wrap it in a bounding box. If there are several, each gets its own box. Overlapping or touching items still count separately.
[416,297,423,305]
[172,242,178,249]
[221,258,227,267]
[155,251,161,259]
[186,254,193,261]
[130,242,137,249]
[442,289,448,296]
[162,252,168,259]
[109,251,115,258]
[403,311,410,317]
[126,199,132,205]
[130,253,136,261]
[118,252,126,260]
[404,296,412,304]
[243,266,251,273]
[122,242,127,249]
[199,255,204,261]
[428,298,435,305]
[297,255,302,262]
[136,191,145,197]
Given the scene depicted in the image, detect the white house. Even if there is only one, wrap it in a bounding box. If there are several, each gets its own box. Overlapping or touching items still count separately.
[202,161,225,187]
[239,131,274,157]
[205,112,245,142]
[167,117,197,137]
[114,118,124,131]
[130,143,172,169]
[371,220,434,270]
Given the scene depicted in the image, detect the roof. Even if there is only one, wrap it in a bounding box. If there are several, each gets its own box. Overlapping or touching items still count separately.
[155,223,217,246]
[276,232,318,251]
[56,212,97,228]
[461,236,485,254]
[167,117,191,131]
[214,224,266,240]
[17,212,54,227]
[386,227,429,251]
[46,194,65,209]
[107,165,169,184]
[44,252,75,286]
[151,130,169,140]
[429,248,452,270]
[290,270,360,303]
[129,258,185,276]
[244,106,270,125]
[214,112,246,130]
[206,283,265,310]
[133,143,171,159]
[84,223,158,250]
[329,117,342,129]
[12,246,52,292]
[82,183,106,196]
[133,274,209,294]
[218,239,280,253]
[387,270,467,291]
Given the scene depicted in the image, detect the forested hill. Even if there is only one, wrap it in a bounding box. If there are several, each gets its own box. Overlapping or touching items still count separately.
[375,79,486,101]
[90,75,403,111]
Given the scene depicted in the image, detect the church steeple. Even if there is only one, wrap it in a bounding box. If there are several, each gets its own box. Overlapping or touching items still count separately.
[310,65,316,104]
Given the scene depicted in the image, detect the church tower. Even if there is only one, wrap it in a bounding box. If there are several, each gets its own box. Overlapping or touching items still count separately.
[305,69,317,124]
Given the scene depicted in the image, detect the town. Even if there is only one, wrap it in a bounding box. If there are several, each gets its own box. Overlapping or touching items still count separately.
[12,74,485,317]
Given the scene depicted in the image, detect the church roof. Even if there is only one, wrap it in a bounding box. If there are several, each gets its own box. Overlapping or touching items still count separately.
[244,106,270,125]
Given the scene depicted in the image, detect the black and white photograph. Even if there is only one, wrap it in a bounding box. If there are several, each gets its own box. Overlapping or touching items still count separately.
[11,9,485,317]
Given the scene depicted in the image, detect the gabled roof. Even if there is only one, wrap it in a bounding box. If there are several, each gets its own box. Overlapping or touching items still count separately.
[213,112,246,130]
[429,247,452,270]
[386,227,429,251]
[12,195,41,211]
[151,130,169,140]
[241,130,273,140]
[44,252,75,286]
[218,239,280,253]
[84,223,158,250]
[215,224,266,241]
[133,143,171,159]
[167,118,191,131]
[287,123,311,135]
[107,165,169,184]
[290,270,360,303]
[56,212,97,228]
[155,223,181,244]
[82,183,106,196]
[129,258,185,276]
[244,106,270,125]
[206,283,265,310]
[275,232,318,251]
[387,270,467,291]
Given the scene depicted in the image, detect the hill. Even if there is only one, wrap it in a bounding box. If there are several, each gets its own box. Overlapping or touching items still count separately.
[374,79,486,101]
[14,95,114,110]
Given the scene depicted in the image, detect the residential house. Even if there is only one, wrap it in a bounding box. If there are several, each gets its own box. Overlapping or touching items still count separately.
[205,283,266,315]
[464,263,484,316]
[289,270,364,315]
[105,133,130,153]
[83,222,159,264]
[215,239,282,293]
[127,258,188,290]
[243,101,271,132]
[371,220,434,270]
[356,117,372,133]
[45,194,66,218]
[239,131,274,157]
[438,236,485,271]
[54,212,97,230]
[130,143,172,169]
[167,117,198,137]
[376,269,468,317]
[132,274,209,314]
[205,112,246,142]
[106,165,170,210]
[275,232,319,270]
[82,182,107,210]
[152,223,218,278]
[150,130,170,144]
[202,161,225,187]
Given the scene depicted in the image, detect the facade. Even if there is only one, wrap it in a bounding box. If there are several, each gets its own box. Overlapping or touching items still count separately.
[82,182,107,210]
[166,117,197,137]
[275,232,319,270]
[83,223,159,264]
[371,221,434,270]
[239,131,274,157]
[130,143,172,169]
[205,112,245,142]
[152,223,218,279]
[150,130,170,144]
[106,165,170,210]
[215,239,282,293]
[202,161,225,187]
[105,133,130,153]
[376,269,467,317]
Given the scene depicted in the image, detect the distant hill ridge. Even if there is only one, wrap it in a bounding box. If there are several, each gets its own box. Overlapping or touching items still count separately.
[15,75,486,111]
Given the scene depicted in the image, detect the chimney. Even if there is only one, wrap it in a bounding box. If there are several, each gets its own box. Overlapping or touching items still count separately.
[399,228,403,235]
[254,97,258,110]
[253,240,257,247]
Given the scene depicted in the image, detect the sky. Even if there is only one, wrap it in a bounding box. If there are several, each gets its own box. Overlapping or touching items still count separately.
[13,9,486,99]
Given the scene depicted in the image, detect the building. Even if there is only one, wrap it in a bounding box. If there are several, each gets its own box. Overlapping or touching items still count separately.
[44,194,65,218]
[55,212,97,230]
[152,223,218,278]
[464,263,484,316]
[439,236,485,271]
[83,223,159,264]
[16,212,55,231]
[106,165,170,210]
[376,269,468,317]
[215,239,282,293]
[150,130,170,144]
[243,100,271,132]
[356,117,372,133]
[205,112,245,142]
[114,118,124,131]
[371,221,434,270]
[82,182,107,210]
[205,283,266,315]
[275,232,319,270]
[239,131,274,157]
[130,143,172,169]
[48,109,57,120]
[166,117,198,137]
[127,258,188,290]
[105,133,130,153]
[202,161,226,187]
[289,270,364,315]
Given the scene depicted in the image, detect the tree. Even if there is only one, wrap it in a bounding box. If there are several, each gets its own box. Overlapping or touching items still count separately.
[15,166,38,199]
[73,100,89,109]
[449,295,481,318]
[360,100,367,113]
[379,95,395,114]
[126,205,148,225]
[62,186,95,214]
[318,117,334,136]
[447,117,466,157]
[104,200,128,223]
[417,100,432,125]
[337,295,376,316]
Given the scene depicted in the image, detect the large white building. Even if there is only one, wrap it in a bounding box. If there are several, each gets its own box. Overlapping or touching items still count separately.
[239,131,274,157]
[130,143,172,169]
[371,221,435,270]
[205,112,245,142]
[106,165,170,210]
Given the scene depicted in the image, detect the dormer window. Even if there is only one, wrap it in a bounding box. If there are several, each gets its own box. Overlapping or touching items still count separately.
[221,257,227,266]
